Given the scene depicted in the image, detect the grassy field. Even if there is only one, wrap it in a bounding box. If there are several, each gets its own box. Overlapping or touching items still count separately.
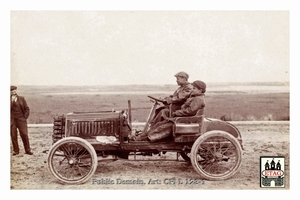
[16,84,289,124]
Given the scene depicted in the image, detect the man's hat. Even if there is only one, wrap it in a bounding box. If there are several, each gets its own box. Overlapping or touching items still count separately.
[192,80,206,92]
[174,71,189,79]
[11,85,17,91]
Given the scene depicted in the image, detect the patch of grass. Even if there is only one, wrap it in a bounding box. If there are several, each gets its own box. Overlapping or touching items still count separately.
[21,86,289,123]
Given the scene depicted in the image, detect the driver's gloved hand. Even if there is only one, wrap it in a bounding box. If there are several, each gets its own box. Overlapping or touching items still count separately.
[160,97,168,105]
[165,97,172,104]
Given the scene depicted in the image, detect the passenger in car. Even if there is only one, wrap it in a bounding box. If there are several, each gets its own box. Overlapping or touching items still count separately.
[150,71,193,126]
[132,80,206,142]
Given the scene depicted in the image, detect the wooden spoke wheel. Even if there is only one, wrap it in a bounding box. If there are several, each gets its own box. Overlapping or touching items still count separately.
[48,137,98,184]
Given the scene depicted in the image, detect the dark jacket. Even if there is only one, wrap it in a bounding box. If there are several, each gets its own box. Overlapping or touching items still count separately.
[168,82,193,104]
[11,95,30,119]
[173,93,205,117]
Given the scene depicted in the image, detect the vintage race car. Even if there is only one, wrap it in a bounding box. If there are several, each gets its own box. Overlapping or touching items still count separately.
[48,96,243,184]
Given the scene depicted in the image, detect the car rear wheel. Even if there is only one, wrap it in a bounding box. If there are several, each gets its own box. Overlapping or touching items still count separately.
[190,130,242,181]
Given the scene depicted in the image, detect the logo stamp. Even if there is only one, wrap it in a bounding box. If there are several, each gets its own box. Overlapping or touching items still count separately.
[260,156,285,188]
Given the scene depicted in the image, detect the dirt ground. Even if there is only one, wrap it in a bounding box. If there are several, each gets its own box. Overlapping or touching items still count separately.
[10,122,290,190]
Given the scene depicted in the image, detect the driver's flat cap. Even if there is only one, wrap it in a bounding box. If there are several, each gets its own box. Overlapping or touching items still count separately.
[174,71,189,79]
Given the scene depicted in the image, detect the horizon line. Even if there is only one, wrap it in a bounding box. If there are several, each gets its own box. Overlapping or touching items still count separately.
[12,81,290,87]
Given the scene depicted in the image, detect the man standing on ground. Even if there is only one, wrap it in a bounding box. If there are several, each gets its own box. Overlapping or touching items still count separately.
[10,85,33,155]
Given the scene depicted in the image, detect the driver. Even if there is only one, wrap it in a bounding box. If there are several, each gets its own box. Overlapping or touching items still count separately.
[132,80,206,142]
[150,71,193,126]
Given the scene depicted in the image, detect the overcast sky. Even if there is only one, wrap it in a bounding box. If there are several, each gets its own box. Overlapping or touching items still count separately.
[10,10,289,85]
[2,0,299,197]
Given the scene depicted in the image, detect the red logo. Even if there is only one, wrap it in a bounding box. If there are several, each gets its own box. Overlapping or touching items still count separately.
[262,170,284,177]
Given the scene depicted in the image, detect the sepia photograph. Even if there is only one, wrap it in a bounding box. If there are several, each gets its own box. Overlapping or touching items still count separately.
[3,0,298,197]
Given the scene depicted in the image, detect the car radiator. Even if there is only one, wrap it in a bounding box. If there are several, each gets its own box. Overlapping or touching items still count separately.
[67,120,120,137]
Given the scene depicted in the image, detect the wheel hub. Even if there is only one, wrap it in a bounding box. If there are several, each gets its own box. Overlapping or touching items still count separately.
[213,152,229,162]
[68,157,78,165]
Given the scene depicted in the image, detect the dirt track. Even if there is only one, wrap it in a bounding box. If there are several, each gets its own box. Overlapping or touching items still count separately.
[10,122,289,190]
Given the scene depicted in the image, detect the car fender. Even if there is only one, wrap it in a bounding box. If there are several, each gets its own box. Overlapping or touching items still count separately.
[202,118,243,147]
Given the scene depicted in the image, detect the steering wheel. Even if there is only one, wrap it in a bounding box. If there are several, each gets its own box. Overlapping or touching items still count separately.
[147,96,166,103]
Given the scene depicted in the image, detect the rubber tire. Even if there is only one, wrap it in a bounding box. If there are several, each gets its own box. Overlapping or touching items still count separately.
[190,130,242,181]
[48,137,98,184]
